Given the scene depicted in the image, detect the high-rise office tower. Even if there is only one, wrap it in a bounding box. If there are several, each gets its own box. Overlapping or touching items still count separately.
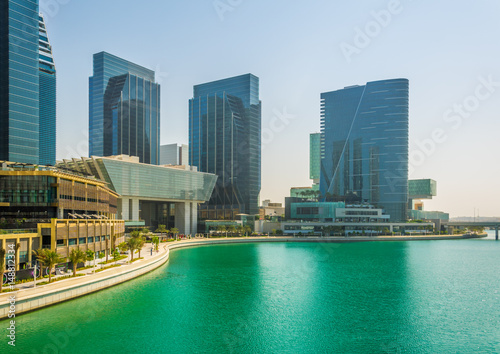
[310,133,321,186]
[319,78,409,221]
[189,74,261,219]
[38,14,56,166]
[89,52,160,164]
[0,0,56,165]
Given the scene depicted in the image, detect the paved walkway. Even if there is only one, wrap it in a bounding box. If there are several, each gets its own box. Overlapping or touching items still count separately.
[6,242,168,292]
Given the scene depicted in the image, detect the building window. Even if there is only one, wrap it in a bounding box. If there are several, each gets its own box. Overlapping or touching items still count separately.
[68,239,77,246]
[56,239,65,247]
[79,237,86,244]
[88,237,94,243]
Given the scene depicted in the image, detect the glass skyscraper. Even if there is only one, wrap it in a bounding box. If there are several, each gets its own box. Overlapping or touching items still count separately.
[89,52,160,165]
[189,74,261,219]
[310,133,321,184]
[0,0,55,165]
[38,14,56,166]
[319,78,409,222]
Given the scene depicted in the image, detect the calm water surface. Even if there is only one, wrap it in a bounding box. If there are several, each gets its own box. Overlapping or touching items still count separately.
[2,234,499,353]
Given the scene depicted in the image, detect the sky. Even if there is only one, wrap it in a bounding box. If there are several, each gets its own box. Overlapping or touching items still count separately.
[43,0,500,218]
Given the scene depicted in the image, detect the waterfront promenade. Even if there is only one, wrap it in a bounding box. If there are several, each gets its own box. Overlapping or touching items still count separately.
[0,233,486,319]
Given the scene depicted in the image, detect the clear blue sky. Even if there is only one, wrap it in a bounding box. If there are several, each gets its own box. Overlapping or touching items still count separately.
[44,0,500,217]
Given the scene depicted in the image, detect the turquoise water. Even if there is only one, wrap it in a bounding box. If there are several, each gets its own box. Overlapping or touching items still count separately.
[2,237,500,353]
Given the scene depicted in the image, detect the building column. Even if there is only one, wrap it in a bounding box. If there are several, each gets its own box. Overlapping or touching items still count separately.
[175,202,190,235]
[27,237,32,268]
[190,202,198,236]
[131,198,139,221]
[119,198,129,220]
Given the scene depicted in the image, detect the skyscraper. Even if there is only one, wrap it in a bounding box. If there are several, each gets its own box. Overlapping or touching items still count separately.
[310,133,321,185]
[89,52,160,164]
[319,78,409,221]
[38,14,56,166]
[0,0,56,165]
[189,74,261,219]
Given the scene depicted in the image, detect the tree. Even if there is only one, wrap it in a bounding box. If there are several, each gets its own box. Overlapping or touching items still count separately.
[85,250,95,267]
[170,227,180,241]
[34,249,64,283]
[152,236,160,252]
[68,249,86,277]
[119,238,140,263]
[136,237,145,258]
[155,224,168,240]
[112,249,121,265]
[227,225,236,237]
[217,225,226,237]
[0,248,5,292]
[236,225,244,237]
[130,230,145,258]
[244,225,252,237]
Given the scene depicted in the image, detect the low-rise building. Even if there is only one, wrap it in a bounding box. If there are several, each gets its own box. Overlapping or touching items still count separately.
[58,155,217,234]
[0,162,125,270]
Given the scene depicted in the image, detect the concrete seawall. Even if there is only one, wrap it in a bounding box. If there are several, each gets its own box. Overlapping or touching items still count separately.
[0,233,487,319]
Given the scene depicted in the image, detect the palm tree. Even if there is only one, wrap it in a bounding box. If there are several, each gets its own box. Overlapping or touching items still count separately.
[155,224,168,240]
[217,225,226,237]
[244,225,252,237]
[119,238,140,263]
[0,248,5,292]
[170,227,180,241]
[136,237,145,258]
[34,249,64,283]
[227,225,236,237]
[130,230,145,258]
[112,249,121,265]
[68,249,86,277]
[236,225,244,237]
[85,250,95,267]
[152,236,160,252]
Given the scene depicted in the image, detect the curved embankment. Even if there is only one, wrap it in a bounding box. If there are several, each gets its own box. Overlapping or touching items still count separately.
[0,233,487,319]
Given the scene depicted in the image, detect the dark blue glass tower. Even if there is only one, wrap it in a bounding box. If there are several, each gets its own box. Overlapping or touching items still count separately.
[89,52,160,164]
[0,0,41,164]
[38,14,56,166]
[319,79,409,222]
[189,74,261,219]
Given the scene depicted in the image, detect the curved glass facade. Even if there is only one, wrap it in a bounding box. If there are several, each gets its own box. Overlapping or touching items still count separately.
[89,52,160,164]
[189,74,261,219]
[38,14,56,166]
[319,79,409,222]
